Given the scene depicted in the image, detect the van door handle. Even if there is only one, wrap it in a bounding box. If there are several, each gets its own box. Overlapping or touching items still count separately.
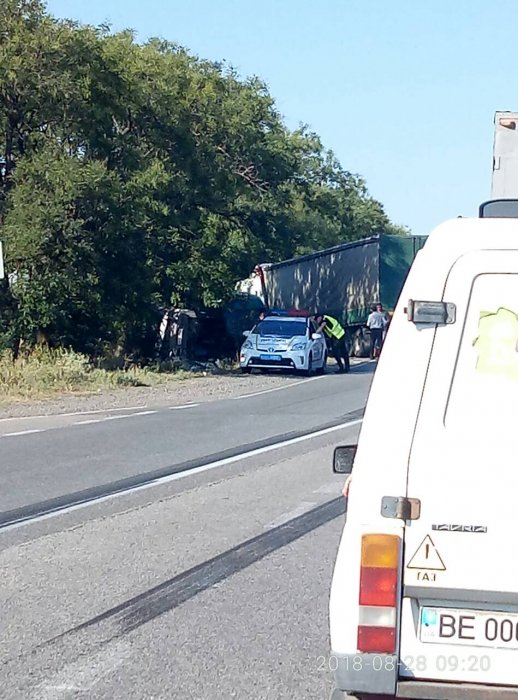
[381,496,421,521]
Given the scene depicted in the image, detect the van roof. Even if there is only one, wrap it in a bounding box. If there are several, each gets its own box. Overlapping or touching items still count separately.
[425,217,518,257]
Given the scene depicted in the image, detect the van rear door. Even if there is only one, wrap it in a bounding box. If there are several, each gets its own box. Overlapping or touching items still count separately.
[399,249,518,687]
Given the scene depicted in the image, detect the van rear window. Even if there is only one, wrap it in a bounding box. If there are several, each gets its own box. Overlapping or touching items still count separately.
[446,273,518,428]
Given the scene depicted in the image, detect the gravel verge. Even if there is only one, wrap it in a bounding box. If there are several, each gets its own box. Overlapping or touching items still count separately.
[0,358,371,419]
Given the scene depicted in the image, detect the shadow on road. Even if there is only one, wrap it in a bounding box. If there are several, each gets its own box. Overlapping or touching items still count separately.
[240,359,376,380]
[349,361,376,375]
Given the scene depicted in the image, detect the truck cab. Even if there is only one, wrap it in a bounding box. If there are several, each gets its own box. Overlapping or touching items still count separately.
[329,215,518,699]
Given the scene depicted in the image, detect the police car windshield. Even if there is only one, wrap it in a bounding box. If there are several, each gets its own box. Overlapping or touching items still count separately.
[255,320,307,338]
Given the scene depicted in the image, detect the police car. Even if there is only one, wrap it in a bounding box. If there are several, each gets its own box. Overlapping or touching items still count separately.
[239,312,327,375]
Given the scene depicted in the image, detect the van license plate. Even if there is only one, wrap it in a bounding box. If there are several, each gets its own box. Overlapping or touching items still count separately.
[420,606,518,650]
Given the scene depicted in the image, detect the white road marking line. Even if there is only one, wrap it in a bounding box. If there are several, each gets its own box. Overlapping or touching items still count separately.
[0,405,148,423]
[3,418,363,531]
[168,403,199,410]
[0,405,195,436]
[233,374,325,400]
[117,410,157,417]
[103,410,158,422]
[266,501,317,528]
[33,639,132,699]
[1,409,160,436]
[3,428,43,437]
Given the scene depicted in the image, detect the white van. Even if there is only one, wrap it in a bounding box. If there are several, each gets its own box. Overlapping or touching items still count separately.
[329,215,518,699]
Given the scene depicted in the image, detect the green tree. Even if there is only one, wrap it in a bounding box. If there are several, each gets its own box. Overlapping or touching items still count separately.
[0,1,409,356]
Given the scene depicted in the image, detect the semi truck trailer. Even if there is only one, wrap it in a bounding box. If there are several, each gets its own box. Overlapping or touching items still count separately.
[236,233,427,357]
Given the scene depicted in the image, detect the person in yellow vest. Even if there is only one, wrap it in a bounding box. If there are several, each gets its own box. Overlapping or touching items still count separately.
[314,313,350,373]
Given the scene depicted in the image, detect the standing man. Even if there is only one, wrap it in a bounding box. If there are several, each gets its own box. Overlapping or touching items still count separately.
[367,303,388,359]
[315,313,350,373]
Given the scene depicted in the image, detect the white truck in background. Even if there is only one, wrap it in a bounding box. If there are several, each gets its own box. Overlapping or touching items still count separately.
[486,111,518,217]
[492,111,518,199]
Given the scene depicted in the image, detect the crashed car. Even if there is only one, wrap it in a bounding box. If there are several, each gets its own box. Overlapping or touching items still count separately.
[240,314,327,375]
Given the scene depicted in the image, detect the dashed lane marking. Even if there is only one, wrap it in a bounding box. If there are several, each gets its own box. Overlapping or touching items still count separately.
[3,428,44,438]
[0,406,148,423]
[1,410,159,437]
[167,403,199,410]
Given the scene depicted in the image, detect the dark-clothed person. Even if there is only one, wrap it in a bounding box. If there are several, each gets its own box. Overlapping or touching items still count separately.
[315,313,350,373]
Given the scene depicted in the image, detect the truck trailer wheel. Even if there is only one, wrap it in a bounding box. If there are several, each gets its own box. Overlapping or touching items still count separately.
[352,328,370,358]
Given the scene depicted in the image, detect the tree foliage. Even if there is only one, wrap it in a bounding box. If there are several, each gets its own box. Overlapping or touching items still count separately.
[0,0,407,355]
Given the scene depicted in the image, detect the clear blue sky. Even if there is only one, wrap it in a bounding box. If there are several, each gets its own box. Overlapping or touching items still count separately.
[46,0,517,235]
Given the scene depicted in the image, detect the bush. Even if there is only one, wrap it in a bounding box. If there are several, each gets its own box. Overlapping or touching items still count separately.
[0,347,165,402]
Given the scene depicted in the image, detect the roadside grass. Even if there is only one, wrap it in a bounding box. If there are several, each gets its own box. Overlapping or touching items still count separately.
[0,348,203,404]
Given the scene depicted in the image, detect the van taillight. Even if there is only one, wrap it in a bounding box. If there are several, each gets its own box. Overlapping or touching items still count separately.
[357,534,400,654]
[357,625,396,654]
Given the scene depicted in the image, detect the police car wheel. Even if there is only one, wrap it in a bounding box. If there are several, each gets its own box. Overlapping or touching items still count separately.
[316,352,327,374]
[240,367,251,374]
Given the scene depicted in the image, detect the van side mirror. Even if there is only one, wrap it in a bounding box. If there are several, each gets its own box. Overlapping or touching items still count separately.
[243,330,251,337]
[312,332,323,340]
[332,446,357,474]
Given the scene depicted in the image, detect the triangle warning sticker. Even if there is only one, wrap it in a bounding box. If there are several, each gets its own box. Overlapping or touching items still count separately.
[407,535,446,571]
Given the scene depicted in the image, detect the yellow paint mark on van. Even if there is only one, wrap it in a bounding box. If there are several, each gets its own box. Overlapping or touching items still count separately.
[473,307,518,381]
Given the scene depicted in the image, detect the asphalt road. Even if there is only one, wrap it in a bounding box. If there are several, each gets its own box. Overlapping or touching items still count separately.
[0,365,374,699]
[0,363,372,522]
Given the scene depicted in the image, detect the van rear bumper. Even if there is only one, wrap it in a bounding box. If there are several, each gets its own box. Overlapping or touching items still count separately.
[397,680,518,699]
[332,653,397,695]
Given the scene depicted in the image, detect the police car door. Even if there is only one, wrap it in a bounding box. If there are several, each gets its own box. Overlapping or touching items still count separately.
[399,249,518,687]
